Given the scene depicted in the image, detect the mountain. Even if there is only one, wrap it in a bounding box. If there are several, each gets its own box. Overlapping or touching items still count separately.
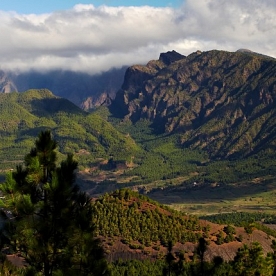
[0,89,138,170]
[0,67,127,110]
[111,50,276,159]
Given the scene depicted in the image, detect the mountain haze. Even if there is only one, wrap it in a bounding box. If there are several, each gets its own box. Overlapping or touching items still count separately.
[0,67,127,109]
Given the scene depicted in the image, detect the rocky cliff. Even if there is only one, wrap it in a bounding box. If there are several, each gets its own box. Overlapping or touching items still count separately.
[0,70,17,93]
[111,50,276,159]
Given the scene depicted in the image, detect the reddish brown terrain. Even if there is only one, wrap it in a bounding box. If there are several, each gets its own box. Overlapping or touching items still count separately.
[103,223,274,262]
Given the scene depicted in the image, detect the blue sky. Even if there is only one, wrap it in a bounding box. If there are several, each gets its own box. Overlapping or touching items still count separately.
[1,0,182,14]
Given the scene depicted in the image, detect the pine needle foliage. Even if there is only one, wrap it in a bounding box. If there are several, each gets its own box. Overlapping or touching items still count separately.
[0,131,109,276]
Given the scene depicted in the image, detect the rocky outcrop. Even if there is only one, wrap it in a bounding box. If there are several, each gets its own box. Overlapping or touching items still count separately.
[111,49,276,158]
[81,93,112,110]
[0,70,17,93]
[159,50,185,65]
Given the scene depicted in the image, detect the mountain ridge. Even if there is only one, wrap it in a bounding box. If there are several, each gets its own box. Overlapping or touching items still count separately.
[111,49,276,159]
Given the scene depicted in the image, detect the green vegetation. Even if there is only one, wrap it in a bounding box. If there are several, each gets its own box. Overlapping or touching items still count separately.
[109,241,276,276]
[0,90,138,171]
[97,102,273,180]
[92,189,205,247]
[110,259,165,276]
[0,131,275,274]
[0,131,109,275]
[201,212,276,226]
[1,88,276,213]
[201,212,276,239]
[2,50,276,274]
[102,111,276,216]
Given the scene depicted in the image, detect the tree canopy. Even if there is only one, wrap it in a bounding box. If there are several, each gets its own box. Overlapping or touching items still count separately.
[0,130,109,276]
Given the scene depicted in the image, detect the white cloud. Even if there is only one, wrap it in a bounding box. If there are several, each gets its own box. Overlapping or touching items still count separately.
[1,0,276,73]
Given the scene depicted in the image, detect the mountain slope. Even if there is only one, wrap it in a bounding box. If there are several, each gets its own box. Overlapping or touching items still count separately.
[0,89,138,170]
[93,189,274,262]
[111,50,276,159]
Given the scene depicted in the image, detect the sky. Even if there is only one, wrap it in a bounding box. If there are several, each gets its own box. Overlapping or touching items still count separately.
[0,0,183,13]
[1,0,276,74]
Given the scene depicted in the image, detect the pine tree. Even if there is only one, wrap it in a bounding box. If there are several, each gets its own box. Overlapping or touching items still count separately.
[196,237,207,276]
[0,131,109,276]
[162,240,177,276]
[271,240,276,276]
[233,242,273,276]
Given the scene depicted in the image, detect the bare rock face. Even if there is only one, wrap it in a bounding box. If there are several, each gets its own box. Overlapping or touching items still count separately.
[0,71,17,93]
[81,93,112,110]
[111,49,276,158]
[159,50,185,65]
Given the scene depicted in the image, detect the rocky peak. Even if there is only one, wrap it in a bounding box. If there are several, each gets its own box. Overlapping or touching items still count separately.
[159,50,185,65]
[116,51,185,108]
[236,49,253,53]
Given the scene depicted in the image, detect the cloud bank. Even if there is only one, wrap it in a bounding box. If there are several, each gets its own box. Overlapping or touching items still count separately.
[1,0,276,74]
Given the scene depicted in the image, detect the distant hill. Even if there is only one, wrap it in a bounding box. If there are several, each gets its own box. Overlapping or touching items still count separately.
[0,67,127,110]
[0,89,138,170]
[111,49,276,159]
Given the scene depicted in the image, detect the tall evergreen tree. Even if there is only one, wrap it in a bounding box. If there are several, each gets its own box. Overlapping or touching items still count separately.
[163,240,176,276]
[271,240,276,276]
[196,237,207,276]
[233,242,273,276]
[0,131,109,276]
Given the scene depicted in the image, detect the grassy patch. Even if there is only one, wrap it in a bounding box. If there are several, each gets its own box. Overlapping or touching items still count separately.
[148,177,276,215]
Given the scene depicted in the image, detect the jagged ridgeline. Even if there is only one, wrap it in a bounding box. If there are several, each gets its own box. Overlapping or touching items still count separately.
[0,89,138,170]
[112,49,276,159]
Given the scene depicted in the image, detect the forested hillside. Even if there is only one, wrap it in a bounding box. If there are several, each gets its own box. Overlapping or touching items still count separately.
[91,189,275,263]
[0,89,138,170]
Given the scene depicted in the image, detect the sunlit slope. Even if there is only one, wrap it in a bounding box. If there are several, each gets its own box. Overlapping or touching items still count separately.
[0,89,139,170]
[112,50,276,159]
